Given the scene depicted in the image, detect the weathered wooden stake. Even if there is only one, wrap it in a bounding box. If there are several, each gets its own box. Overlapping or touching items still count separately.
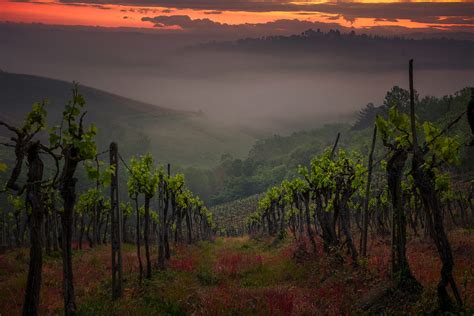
[409,59,418,150]
[110,142,123,300]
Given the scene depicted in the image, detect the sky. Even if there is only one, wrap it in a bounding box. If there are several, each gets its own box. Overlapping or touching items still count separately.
[1,0,474,33]
[1,0,473,133]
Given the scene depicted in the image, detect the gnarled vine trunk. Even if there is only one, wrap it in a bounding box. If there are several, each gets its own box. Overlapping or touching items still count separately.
[387,148,419,290]
[144,196,152,279]
[134,198,144,281]
[301,192,317,252]
[22,142,44,316]
[59,151,79,316]
[412,155,462,310]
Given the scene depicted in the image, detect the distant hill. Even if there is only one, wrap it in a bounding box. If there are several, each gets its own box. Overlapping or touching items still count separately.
[0,72,255,167]
[190,29,474,72]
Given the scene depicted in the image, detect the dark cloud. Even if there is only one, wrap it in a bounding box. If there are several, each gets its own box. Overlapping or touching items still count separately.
[142,15,225,30]
[79,3,110,9]
[133,8,159,14]
[58,0,318,12]
[28,1,112,10]
[413,16,474,25]
[374,18,398,23]
[141,15,355,34]
[140,13,474,36]
[54,0,471,15]
[326,15,340,21]
[14,0,474,28]
[54,0,474,27]
[204,11,222,15]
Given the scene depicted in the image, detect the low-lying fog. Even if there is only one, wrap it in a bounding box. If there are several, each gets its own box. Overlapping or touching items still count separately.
[1,24,473,135]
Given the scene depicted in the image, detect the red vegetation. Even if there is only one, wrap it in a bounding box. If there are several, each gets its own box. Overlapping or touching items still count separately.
[0,230,472,315]
[367,230,474,304]
[170,254,197,272]
[266,288,294,316]
[214,251,263,276]
[199,285,296,316]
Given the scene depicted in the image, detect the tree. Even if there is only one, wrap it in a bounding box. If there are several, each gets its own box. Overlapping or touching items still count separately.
[299,149,365,263]
[167,173,185,244]
[49,85,97,316]
[352,103,380,131]
[127,154,160,279]
[412,117,464,310]
[120,202,133,243]
[376,107,421,291]
[82,157,115,247]
[408,60,462,310]
[0,101,49,316]
[382,86,418,113]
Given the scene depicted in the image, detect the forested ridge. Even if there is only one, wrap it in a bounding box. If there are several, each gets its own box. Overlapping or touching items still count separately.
[192,29,474,72]
[0,61,473,315]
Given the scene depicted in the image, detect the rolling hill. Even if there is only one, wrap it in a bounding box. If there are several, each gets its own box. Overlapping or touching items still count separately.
[0,72,255,168]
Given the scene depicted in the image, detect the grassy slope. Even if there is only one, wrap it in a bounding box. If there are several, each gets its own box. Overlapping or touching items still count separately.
[1,230,473,315]
[0,72,255,168]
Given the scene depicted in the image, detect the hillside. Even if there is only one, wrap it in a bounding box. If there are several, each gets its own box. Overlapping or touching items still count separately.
[211,194,261,235]
[205,86,474,205]
[0,72,255,168]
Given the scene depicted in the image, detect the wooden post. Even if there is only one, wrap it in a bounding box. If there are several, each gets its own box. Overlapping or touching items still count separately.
[361,125,377,257]
[1,210,5,250]
[409,59,418,151]
[164,164,171,259]
[110,142,122,299]
[157,172,165,269]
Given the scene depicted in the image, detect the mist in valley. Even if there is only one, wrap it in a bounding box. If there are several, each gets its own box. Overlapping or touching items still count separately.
[1,23,473,137]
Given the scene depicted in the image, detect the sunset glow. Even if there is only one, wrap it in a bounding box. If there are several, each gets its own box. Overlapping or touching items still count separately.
[1,0,473,31]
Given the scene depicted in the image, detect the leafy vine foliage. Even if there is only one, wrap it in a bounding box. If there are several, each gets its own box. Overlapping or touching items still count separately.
[248,149,366,265]
[245,87,471,311]
[1,84,215,315]
[126,155,216,280]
